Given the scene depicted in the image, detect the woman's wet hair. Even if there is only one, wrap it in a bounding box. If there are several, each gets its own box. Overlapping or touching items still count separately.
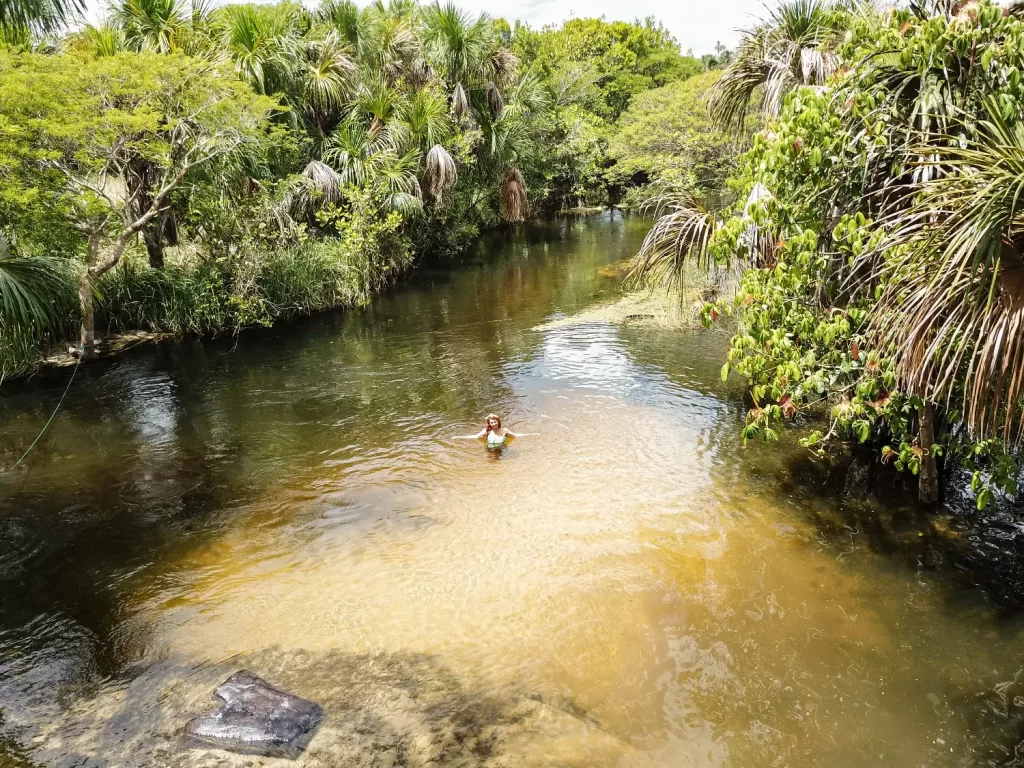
[484,413,501,434]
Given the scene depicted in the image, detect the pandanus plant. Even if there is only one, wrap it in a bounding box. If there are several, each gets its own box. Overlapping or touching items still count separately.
[861,102,1024,446]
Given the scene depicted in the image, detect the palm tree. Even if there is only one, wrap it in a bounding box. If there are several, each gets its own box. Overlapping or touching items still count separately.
[114,0,185,53]
[360,2,416,82]
[864,102,1024,446]
[709,0,849,130]
[0,0,82,33]
[298,30,357,134]
[421,2,493,118]
[0,232,68,335]
[218,4,296,96]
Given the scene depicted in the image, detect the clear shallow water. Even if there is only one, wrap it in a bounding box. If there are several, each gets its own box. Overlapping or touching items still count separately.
[2,212,1024,767]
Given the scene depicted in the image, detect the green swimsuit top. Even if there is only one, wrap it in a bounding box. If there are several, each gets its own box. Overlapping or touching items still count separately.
[486,431,506,447]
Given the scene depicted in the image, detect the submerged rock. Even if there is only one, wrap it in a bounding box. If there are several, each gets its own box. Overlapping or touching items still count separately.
[185,670,324,759]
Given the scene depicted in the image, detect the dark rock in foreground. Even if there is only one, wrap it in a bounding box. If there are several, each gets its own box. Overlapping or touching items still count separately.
[185,670,324,759]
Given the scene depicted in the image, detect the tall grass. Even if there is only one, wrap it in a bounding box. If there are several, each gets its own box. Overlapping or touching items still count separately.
[1,231,414,378]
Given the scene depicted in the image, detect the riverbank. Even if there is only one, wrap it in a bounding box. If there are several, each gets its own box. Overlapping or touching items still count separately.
[3,221,415,383]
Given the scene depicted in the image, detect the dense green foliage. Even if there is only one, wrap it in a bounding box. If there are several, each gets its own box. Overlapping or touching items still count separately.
[0,1,724,378]
[509,17,720,210]
[635,0,1024,508]
[606,72,739,206]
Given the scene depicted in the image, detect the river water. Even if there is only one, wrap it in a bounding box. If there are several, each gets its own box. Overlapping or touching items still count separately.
[2,212,1024,767]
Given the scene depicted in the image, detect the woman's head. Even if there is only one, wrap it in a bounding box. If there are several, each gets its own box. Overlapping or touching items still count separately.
[484,413,501,433]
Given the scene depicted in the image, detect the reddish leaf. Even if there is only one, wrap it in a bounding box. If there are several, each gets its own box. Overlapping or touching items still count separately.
[851,341,860,361]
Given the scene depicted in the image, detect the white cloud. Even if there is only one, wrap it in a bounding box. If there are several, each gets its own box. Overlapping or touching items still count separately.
[85,0,765,54]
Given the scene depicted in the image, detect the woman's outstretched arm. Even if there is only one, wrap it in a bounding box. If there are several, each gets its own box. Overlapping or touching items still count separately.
[453,430,487,440]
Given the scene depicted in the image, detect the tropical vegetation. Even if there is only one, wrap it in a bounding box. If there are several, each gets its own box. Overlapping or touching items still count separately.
[632,0,1024,509]
[0,0,721,380]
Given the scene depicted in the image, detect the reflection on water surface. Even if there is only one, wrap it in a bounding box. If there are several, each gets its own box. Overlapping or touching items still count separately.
[2,212,1024,767]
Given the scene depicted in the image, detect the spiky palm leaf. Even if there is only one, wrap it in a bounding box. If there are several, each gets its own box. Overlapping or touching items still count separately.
[0,233,68,332]
[301,30,356,122]
[500,71,548,120]
[114,0,186,53]
[322,119,384,186]
[709,0,846,130]
[319,0,365,51]
[864,102,1024,444]
[422,1,492,86]
[81,23,128,56]
[0,0,82,33]
[355,73,400,131]
[628,192,719,292]
[393,86,452,150]
[361,3,416,80]
[218,4,295,95]
[368,146,423,213]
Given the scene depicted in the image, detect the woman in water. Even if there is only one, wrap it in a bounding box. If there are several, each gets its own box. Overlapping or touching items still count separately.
[454,414,532,449]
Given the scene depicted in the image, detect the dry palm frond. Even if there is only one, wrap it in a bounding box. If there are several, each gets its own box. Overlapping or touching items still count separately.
[407,56,433,87]
[302,159,344,204]
[499,166,527,222]
[425,143,457,200]
[451,81,469,119]
[485,80,504,119]
[741,182,779,267]
[628,192,719,293]
[863,103,1024,444]
[489,47,519,82]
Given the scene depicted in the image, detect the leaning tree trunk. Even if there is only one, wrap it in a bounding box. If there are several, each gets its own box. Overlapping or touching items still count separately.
[918,402,939,505]
[79,233,102,357]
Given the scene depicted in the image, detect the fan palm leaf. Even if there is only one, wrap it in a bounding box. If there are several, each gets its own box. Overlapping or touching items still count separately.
[422,1,492,86]
[302,159,344,204]
[709,0,847,130]
[0,233,69,332]
[628,192,719,292]
[301,30,356,122]
[114,0,186,53]
[864,100,1024,444]
[0,0,82,33]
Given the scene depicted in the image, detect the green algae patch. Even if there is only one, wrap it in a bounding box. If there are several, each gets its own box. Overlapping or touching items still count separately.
[533,289,702,331]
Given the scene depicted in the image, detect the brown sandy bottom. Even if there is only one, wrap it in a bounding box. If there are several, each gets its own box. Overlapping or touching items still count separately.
[33,648,645,768]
